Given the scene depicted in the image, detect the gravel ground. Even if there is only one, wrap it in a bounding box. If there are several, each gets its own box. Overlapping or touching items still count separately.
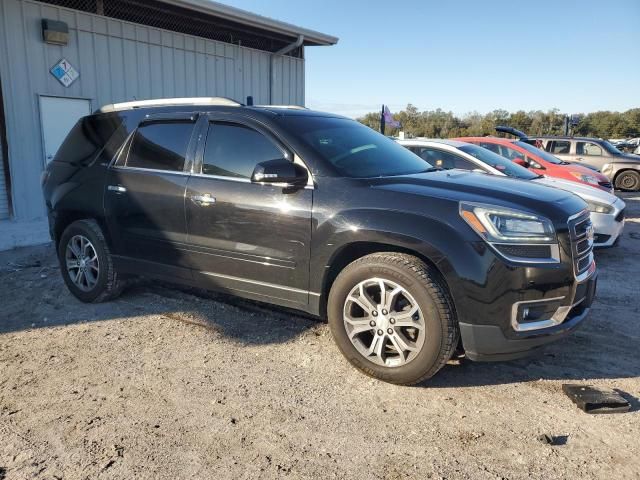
[0,193,639,480]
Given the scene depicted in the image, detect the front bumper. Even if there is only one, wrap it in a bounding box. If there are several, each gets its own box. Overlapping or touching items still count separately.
[460,271,597,361]
[591,198,625,247]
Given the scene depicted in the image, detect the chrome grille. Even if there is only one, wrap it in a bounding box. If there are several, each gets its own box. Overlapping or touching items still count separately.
[568,211,594,280]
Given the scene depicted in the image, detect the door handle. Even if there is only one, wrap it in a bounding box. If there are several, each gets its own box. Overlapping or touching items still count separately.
[576,157,583,161]
[191,194,216,206]
[108,185,127,193]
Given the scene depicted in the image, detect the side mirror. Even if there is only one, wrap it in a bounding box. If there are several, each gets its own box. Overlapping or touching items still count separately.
[513,158,528,167]
[251,158,308,187]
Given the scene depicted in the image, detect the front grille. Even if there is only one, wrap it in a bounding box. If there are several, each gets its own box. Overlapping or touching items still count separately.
[615,208,625,222]
[568,211,594,279]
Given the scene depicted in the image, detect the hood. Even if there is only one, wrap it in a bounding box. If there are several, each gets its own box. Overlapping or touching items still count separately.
[618,153,640,163]
[563,163,609,182]
[368,170,587,222]
[533,176,617,205]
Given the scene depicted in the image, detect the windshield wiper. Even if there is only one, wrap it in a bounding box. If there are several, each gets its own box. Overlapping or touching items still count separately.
[421,167,443,173]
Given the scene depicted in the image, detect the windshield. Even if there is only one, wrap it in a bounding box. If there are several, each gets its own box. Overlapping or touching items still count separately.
[281,116,432,177]
[514,141,563,164]
[458,144,538,180]
[601,140,623,155]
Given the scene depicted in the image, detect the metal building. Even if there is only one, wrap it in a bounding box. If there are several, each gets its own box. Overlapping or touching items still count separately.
[0,0,337,250]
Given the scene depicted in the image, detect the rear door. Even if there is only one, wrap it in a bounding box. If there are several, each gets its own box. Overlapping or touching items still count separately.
[184,114,313,307]
[104,114,198,277]
[546,140,573,163]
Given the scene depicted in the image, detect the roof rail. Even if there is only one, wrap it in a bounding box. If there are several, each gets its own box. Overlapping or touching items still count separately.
[98,97,242,113]
[255,105,308,110]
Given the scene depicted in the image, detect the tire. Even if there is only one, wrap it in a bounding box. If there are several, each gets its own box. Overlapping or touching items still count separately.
[327,253,459,385]
[57,219,124,303]
[614,170,640,191]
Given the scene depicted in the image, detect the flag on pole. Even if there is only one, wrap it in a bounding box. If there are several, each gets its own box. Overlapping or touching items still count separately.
[383,105,401,129]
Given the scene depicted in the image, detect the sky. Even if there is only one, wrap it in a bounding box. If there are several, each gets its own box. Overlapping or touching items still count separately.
[220,0,640,118]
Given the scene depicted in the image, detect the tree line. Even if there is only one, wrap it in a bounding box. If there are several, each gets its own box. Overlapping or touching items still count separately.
[357,105,640,139]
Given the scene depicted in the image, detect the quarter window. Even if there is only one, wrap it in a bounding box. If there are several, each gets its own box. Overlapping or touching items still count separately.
[549,140,571,154]
[202,122,285,178]
[126,121,194,172]
[577,142,603,156]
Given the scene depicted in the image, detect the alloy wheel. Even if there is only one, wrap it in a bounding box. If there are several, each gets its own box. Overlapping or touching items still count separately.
[343,278,426,367]
[65,235,99,292]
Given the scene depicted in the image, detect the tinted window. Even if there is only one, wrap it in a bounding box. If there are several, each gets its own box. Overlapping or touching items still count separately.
[127,121,194,171]
[549,140,571,154]
[202,122,284,178]
[577,142,603,156]
[458,144,538,180]
[514,141,563,164]
[281,116,431,177]
[413,147,476,170]
[54,114,125,165]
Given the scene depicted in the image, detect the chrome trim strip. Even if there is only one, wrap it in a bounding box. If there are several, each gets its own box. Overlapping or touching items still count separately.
[112,165,191,176]
[200,270,311,296]
[510,296,566,332]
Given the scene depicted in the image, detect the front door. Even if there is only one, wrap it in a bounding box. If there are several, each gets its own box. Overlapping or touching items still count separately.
[104,115,199,278]
[39,96,91,164]
[184,115,313,307]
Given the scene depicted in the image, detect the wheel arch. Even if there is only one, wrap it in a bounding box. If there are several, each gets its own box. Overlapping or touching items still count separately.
[318,240,456,320]
[54,210,111,247]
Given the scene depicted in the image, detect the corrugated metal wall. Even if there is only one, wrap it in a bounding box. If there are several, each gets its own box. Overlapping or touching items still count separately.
[0,136,8,220]
[0,0,305,221]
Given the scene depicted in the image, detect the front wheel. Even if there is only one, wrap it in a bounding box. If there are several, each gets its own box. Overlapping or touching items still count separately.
[615,170,640,191]
[327,253,459,385]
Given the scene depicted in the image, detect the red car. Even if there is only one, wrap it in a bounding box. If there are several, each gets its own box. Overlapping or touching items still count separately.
[454,137,613,193]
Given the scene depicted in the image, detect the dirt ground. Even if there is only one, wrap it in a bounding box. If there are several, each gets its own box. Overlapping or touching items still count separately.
[0,193,639,480]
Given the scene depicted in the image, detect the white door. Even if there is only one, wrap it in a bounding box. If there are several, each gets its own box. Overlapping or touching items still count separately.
[39,96,91,163]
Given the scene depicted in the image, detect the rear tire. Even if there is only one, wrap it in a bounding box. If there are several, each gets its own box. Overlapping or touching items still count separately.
[327,253,459,385]
[57,219,124,303]
[614,170,640,191]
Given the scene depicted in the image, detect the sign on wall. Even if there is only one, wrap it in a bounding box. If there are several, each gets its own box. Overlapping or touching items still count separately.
[50,58,79,87]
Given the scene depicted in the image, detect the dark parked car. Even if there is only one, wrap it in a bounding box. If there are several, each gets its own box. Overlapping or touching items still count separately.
[42,98,597,385]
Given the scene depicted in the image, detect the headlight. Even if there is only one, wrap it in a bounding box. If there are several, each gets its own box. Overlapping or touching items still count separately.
[569,172,599,185]
[585,200,614,214]
[460,202,556,243]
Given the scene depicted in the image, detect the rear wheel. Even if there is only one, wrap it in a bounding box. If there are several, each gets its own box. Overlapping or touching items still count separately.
[615,170,640,191]
[328,253,459,385]
[58,219,124,303]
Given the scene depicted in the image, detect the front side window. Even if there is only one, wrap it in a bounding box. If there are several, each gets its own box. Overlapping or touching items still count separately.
[415,147,476,170]
[458,144,538,180]
[549,140,571,154]
[202,122,284,178]
[126,121,194,172]
[577,142,603,156]
[514,141,563,164]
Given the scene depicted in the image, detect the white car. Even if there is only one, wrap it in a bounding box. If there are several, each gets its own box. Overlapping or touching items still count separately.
[397,139,626,248]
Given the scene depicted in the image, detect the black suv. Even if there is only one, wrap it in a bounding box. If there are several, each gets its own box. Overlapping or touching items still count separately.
[42,98,597,385]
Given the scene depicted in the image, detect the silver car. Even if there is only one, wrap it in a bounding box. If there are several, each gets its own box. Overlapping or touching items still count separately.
[397,138,626,247]
[535,136,640,191]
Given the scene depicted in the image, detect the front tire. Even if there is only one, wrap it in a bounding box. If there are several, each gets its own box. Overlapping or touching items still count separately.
[57,219,124,303]
[615,170,640,191]
[328,253,459,385]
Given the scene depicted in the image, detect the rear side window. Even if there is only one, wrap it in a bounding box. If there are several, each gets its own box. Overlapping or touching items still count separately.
[126,121,194,172]
[53,114,124,165]
[202,122,284,178]
[549,140,571,154]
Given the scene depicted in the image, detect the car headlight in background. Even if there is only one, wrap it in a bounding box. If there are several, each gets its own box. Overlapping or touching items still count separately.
[460,202,556,243]
[585,200,614,214]
[569,172,599,185]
